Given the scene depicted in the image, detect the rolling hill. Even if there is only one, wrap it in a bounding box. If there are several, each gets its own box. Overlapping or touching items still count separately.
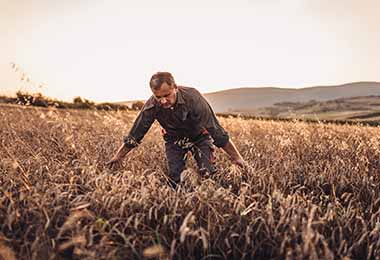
[251,95,380,121]
[203,81,380,113]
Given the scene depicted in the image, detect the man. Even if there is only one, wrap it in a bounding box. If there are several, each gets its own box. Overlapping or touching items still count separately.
[107,72,246,188]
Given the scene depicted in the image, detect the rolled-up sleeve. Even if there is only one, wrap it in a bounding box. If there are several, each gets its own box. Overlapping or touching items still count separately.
[191,91,229,148]
[123,99,156,148]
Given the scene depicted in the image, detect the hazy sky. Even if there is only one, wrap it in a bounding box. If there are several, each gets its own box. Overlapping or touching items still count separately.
[1,0,379,102]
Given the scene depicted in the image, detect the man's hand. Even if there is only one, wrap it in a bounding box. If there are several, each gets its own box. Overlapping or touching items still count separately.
[221,140,247,168]
[106,143,131,170]
[106,156,123,170]
[233,157,248,169]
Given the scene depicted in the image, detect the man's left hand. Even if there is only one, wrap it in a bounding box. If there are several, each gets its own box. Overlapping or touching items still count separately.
[233,158,248,168]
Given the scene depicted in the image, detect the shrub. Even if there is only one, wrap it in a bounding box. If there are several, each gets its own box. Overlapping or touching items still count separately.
[132,101,144,110]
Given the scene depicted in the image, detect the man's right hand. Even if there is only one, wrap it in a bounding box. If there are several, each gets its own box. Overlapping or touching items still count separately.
[233,157,248,169]
[106,156,123,170]
[106,143,130,170]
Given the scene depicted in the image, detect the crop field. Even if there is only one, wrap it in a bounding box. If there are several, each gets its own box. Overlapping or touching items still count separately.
[1,104,380,259]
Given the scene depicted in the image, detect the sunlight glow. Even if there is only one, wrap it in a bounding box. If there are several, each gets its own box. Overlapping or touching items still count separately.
[1,0,379,102]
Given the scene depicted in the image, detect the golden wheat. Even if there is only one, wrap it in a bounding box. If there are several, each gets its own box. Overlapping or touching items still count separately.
[0,104,379,259]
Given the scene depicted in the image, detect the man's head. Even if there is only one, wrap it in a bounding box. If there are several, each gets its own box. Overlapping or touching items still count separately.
[150,72,178,109]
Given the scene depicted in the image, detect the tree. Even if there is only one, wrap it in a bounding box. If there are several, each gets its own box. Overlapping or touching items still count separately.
[73,96,84,104]
[132,101,144,110]
[73,96,95,109]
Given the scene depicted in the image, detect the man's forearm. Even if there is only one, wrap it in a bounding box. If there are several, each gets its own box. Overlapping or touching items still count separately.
[106,142,135,169]
[221,140,243,161]
[115,143,133,159]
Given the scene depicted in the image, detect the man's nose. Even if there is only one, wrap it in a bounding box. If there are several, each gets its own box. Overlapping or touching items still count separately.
[160,98,168,104]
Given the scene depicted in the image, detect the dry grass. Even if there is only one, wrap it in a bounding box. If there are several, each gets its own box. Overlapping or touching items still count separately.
[1,104,380,259]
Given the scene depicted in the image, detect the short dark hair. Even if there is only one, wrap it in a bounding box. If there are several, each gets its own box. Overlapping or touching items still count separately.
[149,72,176,90]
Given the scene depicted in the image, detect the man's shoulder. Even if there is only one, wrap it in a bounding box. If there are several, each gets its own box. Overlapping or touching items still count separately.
[178,85,200,93]
[142,96,157,111]
[178,86,202,100]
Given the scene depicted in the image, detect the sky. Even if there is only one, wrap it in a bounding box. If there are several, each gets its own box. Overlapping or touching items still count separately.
[1,0,379,102]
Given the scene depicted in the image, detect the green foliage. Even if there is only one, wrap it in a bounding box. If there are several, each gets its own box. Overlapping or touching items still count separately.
[16,91,49,107]
[72,96,95,109]
[0,91,129,111]
[73,96,84,104]
[131,101,144,110]
[95,102,129,111]
[0,95,17,104]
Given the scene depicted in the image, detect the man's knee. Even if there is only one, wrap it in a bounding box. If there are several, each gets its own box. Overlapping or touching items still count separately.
[165,142,186,180]
[166,153,186,183]
[193,138,217,176]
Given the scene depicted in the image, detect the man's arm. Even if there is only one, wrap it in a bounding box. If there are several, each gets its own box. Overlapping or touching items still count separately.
[106,143,133,170]
[191,90,229,147]
[221,139,246,168]
[106,98,156,170]
[190,89,247,167]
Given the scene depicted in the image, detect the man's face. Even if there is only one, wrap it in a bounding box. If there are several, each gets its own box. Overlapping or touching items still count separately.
[152,82,177,109]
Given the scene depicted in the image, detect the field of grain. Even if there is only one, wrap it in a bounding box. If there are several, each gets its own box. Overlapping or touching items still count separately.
[1,104,380,260]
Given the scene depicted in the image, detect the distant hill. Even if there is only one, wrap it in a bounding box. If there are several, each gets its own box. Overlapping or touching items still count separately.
[203,81,380,113]
[249,95,380,122]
